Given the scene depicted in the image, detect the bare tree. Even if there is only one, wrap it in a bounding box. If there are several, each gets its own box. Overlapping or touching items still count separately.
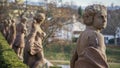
[42,1,78,47]
[0,0,10,20]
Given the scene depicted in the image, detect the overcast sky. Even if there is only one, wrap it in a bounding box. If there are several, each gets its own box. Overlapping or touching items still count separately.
[65,0,120,6]
[9,0,120,7]
[27,0,120,6]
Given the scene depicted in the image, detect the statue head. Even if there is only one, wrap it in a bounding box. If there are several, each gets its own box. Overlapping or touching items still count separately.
[4,20,9,26]
[21,17,27,23]
[11,19,16,23]
[83,4,107,29]
[34,13,45,24]
[8,19,12,26]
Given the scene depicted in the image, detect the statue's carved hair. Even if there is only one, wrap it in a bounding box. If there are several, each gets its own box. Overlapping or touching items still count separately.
[11,19,15,23]
[34,13,45,21]
[21,17,27,22]
[83,4,107,26]
[34,13,46,24]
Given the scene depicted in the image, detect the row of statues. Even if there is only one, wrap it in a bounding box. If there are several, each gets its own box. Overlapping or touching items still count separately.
[0,13,46,68]
[0,18,16,48]
[0,4,108,68]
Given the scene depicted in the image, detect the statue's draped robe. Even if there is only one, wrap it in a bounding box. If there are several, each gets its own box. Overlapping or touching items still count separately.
[7,22,16,47]
[14,23,27,48]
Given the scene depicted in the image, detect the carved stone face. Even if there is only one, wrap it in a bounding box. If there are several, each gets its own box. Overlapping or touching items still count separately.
[21,17,27,23]
[35,13,45,24]
[83,4,107,28]
[93,11,107,30]
[11,19,15,23]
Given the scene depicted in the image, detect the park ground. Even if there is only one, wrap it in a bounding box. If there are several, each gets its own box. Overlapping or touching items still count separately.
[44,43,120,68]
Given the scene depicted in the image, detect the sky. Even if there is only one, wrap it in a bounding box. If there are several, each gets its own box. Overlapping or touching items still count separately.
[64,0,120,6]
[9,0,120,7]
[27,0,120,6]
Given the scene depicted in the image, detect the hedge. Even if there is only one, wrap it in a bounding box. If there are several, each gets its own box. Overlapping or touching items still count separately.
[0,32,28,68]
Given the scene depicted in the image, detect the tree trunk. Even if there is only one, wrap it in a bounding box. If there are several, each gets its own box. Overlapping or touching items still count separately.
[114,35,117,45]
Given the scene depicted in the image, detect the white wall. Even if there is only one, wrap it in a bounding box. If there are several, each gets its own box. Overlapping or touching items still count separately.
[104,35,114,44]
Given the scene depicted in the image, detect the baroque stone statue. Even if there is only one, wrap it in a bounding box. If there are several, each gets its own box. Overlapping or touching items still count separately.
[24,13,46,68]
[70,4,108,68]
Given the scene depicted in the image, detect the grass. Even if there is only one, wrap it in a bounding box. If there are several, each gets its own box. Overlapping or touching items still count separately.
[50,66,62,68]
[107,46,120,68]
[44,43,75,61]
[106,46,120,63]
[109,63,120,68]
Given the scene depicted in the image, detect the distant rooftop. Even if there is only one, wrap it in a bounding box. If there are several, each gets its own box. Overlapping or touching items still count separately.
[107,6,120,10]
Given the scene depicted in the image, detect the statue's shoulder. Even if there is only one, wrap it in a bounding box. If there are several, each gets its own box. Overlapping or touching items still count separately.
[83,30,98,38]
[83,30,96,35]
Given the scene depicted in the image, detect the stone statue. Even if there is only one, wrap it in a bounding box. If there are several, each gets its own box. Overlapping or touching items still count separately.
[2,19,10,39]
[7,19,16,48]
[24,13,46,68]
[0,20,4,33]
[0,20,5,35]
[13,17,27,60]
[70,4,108,68]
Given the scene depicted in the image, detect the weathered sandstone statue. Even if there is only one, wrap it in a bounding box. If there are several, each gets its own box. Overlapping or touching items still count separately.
[24,13,46,68]
[14,17,27,60]
[70,4,108,68]
[7,19,16,48]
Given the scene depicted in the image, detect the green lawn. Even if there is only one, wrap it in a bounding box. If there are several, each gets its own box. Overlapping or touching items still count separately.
[106,46,120,63]
[44,43,75,60]
[109,63,120,68]
[107,46,120,68]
